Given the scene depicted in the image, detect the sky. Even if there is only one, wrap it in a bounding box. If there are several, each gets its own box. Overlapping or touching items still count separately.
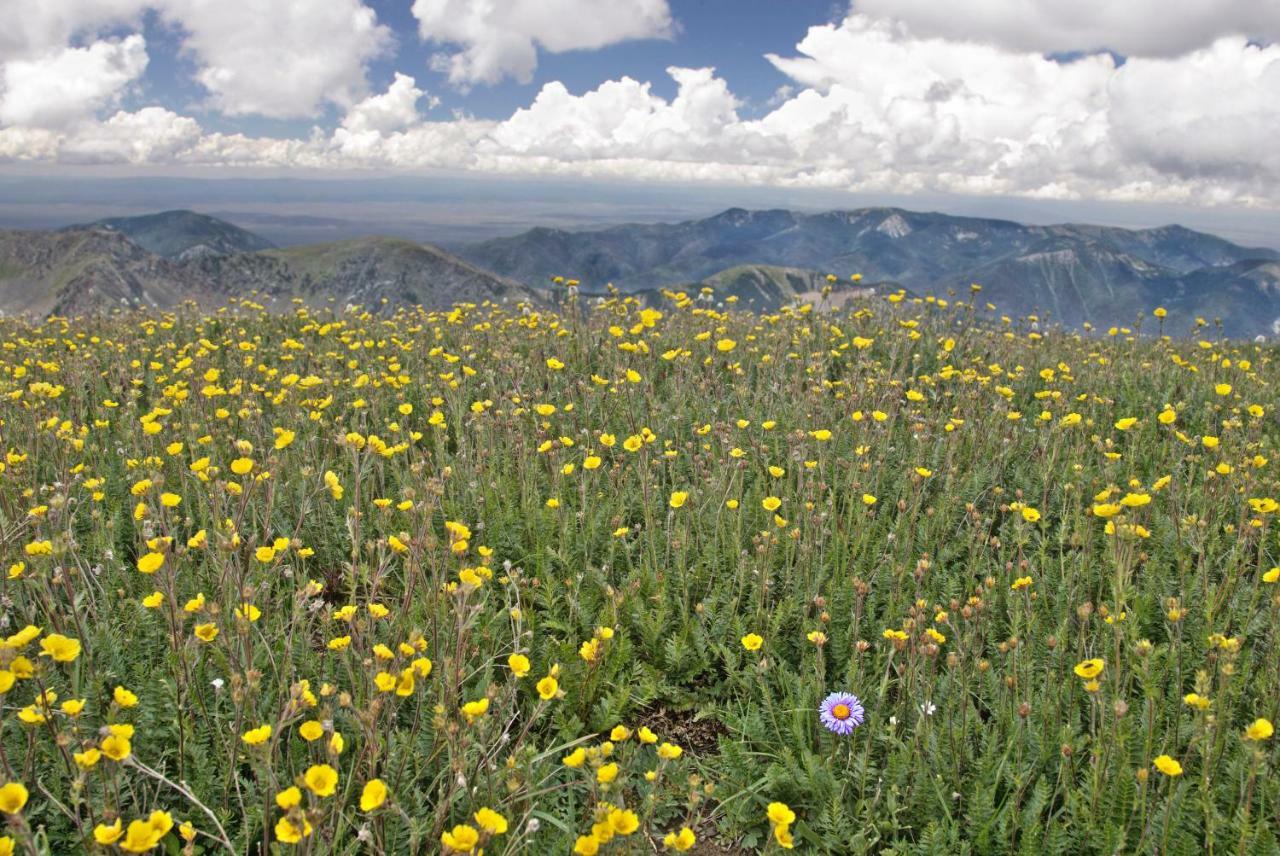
[1,0,1280,236]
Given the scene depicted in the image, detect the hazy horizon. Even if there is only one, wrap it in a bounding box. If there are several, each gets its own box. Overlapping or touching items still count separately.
[3,172,1280,250]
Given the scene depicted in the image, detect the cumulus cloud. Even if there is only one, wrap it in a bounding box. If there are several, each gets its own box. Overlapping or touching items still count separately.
[411,0,673,85]
[341,73,431,135]
[0,0,150,59]
[0,0,390,122]
[58,106,201,163]
[1108,39,1280,184]
[158,0,391,118]
[854,0,1280,57]
[3,4,1280,209]
[0,34,148,129]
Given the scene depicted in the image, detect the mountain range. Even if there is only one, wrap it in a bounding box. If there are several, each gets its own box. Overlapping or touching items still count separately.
[0,208,1277,336]
[460,208,1280,335]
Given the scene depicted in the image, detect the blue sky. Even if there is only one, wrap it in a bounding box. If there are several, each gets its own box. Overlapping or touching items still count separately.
[119,0,842,138]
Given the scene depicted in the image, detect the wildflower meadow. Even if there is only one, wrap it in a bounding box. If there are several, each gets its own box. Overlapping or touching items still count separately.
[2,285,1279,854]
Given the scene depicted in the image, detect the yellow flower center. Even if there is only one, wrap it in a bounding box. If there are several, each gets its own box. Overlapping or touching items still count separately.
[832,703,851,720]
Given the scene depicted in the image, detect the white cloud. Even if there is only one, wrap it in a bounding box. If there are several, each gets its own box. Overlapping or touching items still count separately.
[411,0,673,85]
[0,34,149,129]
[854,0,1280,57]
[341,73,430,135]
[0,0,390,123]
[1109,38,1280,183]
[59,106,201,163]
[3,5,1280,210]
[158,0,391,118]
[489,66,739,160]
[0,0,150,59]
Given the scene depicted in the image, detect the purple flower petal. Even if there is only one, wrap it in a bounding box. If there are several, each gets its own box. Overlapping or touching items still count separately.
[819,691,865,735]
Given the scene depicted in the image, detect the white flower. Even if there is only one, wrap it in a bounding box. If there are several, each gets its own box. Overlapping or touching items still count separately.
[920,701,937,716]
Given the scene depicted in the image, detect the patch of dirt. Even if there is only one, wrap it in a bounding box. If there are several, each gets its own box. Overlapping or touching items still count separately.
[641,705,729,757]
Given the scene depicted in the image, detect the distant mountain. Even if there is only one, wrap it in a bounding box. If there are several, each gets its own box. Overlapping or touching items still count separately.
[0,228,212,316]
[632,264,880,312]
[185,237,544,310]
[460,207,1280,335]
[74,210,275,260]
[6,206,1280,336]
[0,228,542,316]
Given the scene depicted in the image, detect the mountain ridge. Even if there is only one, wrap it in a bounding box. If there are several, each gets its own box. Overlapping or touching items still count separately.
[72,210,277,260]
[0,227,541,317]
[458,206,1280,335]
[3,207,1279,336]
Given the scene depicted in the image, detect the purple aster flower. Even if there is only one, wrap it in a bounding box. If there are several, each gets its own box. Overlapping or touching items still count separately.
[819,691,865,735]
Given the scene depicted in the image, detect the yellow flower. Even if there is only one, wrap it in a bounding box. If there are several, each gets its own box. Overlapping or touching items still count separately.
[536,675,559,700]
[142,591,164,608]
[609,807,640,835]
[762,496,782,512]
[230,457,254,475]
[474,807,508,835]
[461,698,490,720]
[740,633,763,651]
[596,762,619,784]
[304,763,339,797]
[74,748,101,768]
[573,835,600,856]
[1246,718,1274,741]
[299,720,324,741]
[716,338,737,352]
[360,779,388,811]
[1073,658,1104,680]
[1153,755,1183,776]
[562,747,587,768]
[94,819,123,845]
[669,490,688,509]
[0,783,27,814]
[637,726,658,744]
[658,742,683,760]
[241,724,271,746]
[508,653,531,677]
[136,552,165,574]
[441,823,480,852]
[118,812,172,854]
[276,787,302,809]
[39,633,81,662]
[274,816,312,844]
[194,623,219,642]
[767,802,796,826]
[1183,693,1211,710]
[114,685,138,707]
[101,733,132,761]
[664,827,697,851]
[774,823,795,849]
